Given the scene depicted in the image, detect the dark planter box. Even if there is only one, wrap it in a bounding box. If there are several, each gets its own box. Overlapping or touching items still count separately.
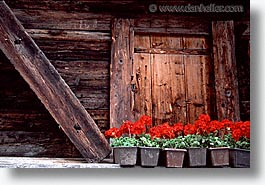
[187,148,207,167]
[230,148,250,168]
[113,146,138,166]
[139,147,160,167]
[208,147,230,167]
[163,148,186,168]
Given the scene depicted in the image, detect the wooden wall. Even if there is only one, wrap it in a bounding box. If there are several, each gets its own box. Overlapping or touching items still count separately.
[0,0,249,157]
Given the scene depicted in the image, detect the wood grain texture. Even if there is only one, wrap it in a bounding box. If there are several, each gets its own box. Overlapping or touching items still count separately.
[132,54,152,121]
[133,34,212,124]
[110,18,132,127]
[0,1,110,162]
[0,131,81,157]
[212,21,240,121]
[12,9,112,31]
[0,157,120,168]
[134,35,212,124]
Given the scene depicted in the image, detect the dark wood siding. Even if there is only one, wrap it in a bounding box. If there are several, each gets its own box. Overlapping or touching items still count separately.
[0,0,249,157]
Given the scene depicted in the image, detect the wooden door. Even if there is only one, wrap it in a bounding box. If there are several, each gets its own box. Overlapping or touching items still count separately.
[132,34,211,125]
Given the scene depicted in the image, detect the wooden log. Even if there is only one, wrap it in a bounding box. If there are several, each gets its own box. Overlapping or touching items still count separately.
[43,50,110,61]
[0,131,81,157]
[0,112,58,132]
[212,21,240,121]
[27,29,111,42]
[35,40,110,52]
[0,109,109,133]
[12,9,112,31]
[0,1,111,162]
[110,18,132,128]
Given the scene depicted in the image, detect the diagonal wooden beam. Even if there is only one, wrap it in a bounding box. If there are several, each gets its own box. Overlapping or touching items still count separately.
[0,1,111,162]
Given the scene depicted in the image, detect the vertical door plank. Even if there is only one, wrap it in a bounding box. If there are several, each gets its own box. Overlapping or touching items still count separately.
[132,53,152,121]
[201,55,212,116]
[168,55,186,123]
[184,55,205,123]
[110,18,132,128]
[184,37,210,123]
[151,54,170,125]
[212,21,240,121]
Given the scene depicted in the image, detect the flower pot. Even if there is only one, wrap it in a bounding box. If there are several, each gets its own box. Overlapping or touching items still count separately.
[113,146,138,166]
[163,148,186,168]
[139,147,160,167]
[229,148,250,168]
[208,147,230,167]
[187,148,207,167]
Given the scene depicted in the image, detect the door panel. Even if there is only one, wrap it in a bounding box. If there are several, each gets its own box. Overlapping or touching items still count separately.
[133,34,211,125]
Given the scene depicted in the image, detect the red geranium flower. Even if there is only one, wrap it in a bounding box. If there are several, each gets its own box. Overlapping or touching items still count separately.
[131,120,146,135]
[139,115,152,126]
[198,114,211,122]
[119,120,133,134]
[104,127,121,138]
[172,122,184,136]
[184,123,196,135]
[149,126,161,139]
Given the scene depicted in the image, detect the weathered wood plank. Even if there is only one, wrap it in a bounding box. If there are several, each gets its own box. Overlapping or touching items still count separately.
[184,55,205,123]
[167,55,186,124]
[134,16,210,35]
[212,21,240,121]
[183,37,211,123]
[151,54,172,125]
[27,29,111,42]
[132,53,152,121]
[134,27,209,36]
[0,1,110,162]
[0,157,120,168]
[0,112,57,132]
[42,50,110,61]
[5,0,248,17]
[35,40,110,52]
[110,18,132,128]
[0,131,81,157]
[134,48,209,55]
[13,9,112,31]
[0,109,109,133]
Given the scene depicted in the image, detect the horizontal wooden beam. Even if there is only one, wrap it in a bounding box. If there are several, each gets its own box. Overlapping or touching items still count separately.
[0,1,111,162]
[134,27,209,36]
[134,48,209,55]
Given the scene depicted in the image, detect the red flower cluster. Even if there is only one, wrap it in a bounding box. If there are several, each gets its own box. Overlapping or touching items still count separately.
[104,127,121,138]
[150,123,175,139]
[104,115,151,138]
[230,121,250,141]
[105,114,250,142]
[183,123,196,135]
